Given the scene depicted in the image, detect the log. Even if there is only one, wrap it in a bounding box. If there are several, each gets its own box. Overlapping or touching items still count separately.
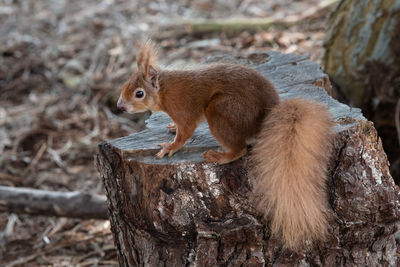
[155,0,339,38]
[0,186,108,219]
[97,52,400,266]
[185,0,338,33]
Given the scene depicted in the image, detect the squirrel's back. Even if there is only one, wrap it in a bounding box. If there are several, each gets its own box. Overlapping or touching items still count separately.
[158,63,279,128]
[160,63,278,100]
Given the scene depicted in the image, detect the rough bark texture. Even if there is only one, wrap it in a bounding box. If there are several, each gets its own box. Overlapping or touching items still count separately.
[97,52,400,266]
[323,0,400,182]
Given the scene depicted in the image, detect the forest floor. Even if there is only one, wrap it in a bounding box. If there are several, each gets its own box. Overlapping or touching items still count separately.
[0,0,335,265]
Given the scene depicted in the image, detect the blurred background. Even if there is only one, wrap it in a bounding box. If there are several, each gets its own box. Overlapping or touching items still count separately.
[1,0,399,265]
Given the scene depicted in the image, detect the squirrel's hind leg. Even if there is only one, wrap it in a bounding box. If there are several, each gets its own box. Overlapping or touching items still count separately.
[204,96,249,164]
[203,146,247,164]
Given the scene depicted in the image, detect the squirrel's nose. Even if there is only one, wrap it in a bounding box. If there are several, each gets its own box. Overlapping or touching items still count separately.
[117,98,127,112]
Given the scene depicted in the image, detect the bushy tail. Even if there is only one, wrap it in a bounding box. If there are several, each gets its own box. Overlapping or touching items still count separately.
[251,98,333,249]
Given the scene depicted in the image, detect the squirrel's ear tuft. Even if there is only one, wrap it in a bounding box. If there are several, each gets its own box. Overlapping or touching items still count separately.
[136,39,158,72]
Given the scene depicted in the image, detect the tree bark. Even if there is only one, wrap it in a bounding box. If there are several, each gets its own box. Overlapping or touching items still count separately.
[323,0,400,182]
[97,52,400,266]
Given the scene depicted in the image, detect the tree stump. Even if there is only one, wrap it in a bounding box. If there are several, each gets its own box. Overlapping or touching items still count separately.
[97,52,400,266]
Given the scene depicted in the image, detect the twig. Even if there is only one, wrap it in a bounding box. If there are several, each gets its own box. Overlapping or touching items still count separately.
[23,142,47,175]
[0,214,18,244]
[46,147,70,174]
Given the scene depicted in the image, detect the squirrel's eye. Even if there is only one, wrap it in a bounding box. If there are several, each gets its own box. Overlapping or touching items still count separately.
[135,90,144,98]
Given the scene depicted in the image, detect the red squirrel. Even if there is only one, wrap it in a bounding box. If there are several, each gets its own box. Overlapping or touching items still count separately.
[117,40,333,250]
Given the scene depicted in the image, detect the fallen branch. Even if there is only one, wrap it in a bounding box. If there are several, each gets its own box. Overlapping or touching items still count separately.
[155,0,339,37]
[0,186,108,219]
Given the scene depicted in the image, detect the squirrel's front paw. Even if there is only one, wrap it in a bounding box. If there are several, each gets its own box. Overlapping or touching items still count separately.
[156,148,168,158]
[156,146,178,158]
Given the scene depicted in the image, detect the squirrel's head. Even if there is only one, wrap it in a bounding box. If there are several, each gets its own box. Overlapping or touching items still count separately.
[117,40,160,113]
[117,65,160,113]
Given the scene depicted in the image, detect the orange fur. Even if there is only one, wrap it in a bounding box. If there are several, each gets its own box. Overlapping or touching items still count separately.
[136,39,158,78]
[118,40,334,249]
[251,99,333,249]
